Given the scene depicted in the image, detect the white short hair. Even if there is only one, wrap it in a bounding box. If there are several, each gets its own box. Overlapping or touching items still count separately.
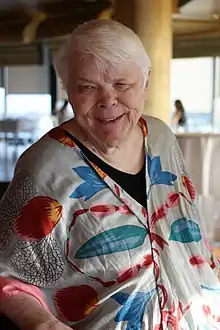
[54,19,151,90]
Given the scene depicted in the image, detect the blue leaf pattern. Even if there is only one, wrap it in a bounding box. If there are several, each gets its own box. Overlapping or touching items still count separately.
[70,166,106,201]
[75,225,149,259]
[201,285,220,292]
[113,292,130,305]
[147,154,177,188]
[112,289,155,329]
[169,217,202,243]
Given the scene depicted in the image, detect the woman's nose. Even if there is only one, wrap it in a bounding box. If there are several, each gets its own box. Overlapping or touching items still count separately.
[98,89,118,109]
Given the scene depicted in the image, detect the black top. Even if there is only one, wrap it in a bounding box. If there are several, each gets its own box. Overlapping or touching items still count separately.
[64,131,147,208]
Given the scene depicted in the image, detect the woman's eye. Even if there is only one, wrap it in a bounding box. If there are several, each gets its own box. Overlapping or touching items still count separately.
[115,83,130,91]
[78,85,96,93]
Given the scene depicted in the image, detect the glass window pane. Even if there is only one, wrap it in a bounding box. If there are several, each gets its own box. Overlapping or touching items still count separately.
[6,94,51,118]
[0,87,5,118]
[170,57,213,114]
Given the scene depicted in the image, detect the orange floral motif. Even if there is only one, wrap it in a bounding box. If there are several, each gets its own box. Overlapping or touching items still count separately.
[139,117,148,137]
[14,196,62,240]
[48,128,75,148]
[55,285,98,322]
[91,162,106,179]
[182,175,196,202]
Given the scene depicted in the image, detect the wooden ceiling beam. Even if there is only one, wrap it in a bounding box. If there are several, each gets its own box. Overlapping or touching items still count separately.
[0,0,112,42]
[39,0,112,16]
[0,0,112,21]
[0,8,112,42]
[178,0,192,6]
[172,0,179,13]
[0,10,29,23]
[174,27,220,39]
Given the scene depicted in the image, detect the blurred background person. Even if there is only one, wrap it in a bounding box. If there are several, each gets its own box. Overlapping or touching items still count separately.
[172,99,187,129]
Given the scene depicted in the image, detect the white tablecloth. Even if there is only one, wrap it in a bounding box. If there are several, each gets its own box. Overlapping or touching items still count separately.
[176,133,220,241]
[176,133,220,199]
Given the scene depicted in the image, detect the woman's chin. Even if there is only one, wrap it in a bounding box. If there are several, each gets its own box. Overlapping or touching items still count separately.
[94,117,129,144]
[96,131,127,148]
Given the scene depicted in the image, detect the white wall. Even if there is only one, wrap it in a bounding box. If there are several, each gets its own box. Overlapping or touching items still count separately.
[6,65,49,94]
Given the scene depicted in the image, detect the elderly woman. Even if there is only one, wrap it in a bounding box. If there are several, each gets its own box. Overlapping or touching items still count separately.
[0,19,220,330]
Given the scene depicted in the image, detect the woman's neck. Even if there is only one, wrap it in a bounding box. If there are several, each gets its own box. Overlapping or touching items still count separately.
[62,119,145,174]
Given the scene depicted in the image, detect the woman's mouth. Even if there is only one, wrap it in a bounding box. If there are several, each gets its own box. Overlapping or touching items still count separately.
[98,114,124,125]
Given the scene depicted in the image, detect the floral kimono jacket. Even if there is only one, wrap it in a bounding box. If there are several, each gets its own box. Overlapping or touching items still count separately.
[0,116,220,330]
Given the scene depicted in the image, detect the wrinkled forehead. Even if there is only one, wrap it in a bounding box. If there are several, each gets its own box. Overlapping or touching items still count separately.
[68,52,143,83]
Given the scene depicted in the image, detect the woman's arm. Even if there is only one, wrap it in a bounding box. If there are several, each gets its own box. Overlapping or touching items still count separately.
[0,277,71,329]
[172,113,180,126]
[0,293,57,330]
[0,147,73,329]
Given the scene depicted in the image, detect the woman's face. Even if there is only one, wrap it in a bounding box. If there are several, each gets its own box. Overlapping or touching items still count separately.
[68,54,148,147]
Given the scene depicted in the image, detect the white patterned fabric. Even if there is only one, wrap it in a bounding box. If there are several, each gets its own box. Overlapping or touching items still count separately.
[0,116,219,329]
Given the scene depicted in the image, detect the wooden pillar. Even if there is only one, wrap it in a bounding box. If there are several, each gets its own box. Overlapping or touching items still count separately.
[115,0,172,124]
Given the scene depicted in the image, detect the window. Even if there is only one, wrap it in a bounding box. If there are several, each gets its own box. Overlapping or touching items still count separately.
[6,94,51,118]
[6,94,53,138]
[170,57,214,131]
[0,87,5,118]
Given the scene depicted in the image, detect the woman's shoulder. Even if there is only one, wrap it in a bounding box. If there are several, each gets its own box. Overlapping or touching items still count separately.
[15,126,76,177]
[143,115,174,141]
[143,116,179,160]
